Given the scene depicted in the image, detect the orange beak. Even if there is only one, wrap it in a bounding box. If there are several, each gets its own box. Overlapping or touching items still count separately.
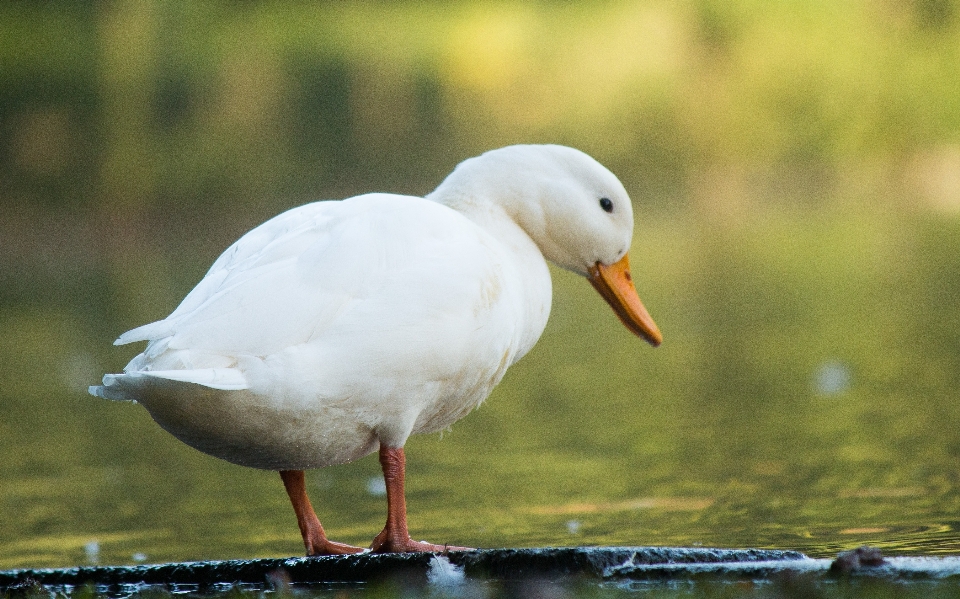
[587,254,662,346]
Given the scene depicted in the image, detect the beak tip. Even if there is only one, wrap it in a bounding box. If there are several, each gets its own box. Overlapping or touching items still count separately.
[643,329,663,347]
[590,258,663,347]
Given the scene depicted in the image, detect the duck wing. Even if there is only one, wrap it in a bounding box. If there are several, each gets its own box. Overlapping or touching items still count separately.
[98,194,520,395]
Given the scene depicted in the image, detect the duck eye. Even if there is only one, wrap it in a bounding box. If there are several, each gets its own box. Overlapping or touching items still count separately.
[599,197,613,213]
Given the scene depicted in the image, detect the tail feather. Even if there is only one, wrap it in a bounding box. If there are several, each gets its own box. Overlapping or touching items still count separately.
[114,320,175,345]
[88,375,136,402]
[140,368,249,390]
[88,368,249,402]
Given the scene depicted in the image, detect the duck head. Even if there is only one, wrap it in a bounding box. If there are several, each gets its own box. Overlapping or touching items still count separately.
[433,144,662,347]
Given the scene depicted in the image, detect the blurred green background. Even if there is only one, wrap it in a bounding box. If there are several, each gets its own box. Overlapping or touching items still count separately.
[3,0,960,569]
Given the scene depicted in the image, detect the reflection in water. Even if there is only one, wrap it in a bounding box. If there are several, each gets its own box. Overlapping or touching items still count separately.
[528,497,714,515]
[3,212,960,567]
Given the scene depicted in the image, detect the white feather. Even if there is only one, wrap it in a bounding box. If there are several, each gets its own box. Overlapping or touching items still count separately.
[90,145,644,470]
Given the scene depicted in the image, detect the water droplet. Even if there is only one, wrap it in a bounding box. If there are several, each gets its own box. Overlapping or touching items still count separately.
[814,360,851,396]
[366,477,386,497]
[84,540,100,564]
[427,555,465,587]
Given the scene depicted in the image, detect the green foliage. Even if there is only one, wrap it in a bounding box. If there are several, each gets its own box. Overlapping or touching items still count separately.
[2,1,959,212]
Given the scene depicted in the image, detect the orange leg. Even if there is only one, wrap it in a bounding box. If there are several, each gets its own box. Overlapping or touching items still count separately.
[279,470,363,556]
[369,446,472,553]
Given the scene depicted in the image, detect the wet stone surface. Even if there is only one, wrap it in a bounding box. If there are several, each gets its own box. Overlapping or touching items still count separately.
[0,547,802,590]
[4,546,960,595]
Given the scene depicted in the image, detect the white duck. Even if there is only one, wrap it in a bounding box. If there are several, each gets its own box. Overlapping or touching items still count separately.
[90,144,662,555]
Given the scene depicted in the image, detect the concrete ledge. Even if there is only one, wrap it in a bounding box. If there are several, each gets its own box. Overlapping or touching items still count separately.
[0,547,799,588]
[3,546,960,594]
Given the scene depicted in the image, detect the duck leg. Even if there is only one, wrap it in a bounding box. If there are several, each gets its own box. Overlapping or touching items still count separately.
[279,470,363,555]
[369,446,472,553]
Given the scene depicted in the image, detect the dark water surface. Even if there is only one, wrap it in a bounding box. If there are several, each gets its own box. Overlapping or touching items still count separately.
[3,210,960,570]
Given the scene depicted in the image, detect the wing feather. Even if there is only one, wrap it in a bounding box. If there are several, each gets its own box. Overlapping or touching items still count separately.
[114,194,506,370]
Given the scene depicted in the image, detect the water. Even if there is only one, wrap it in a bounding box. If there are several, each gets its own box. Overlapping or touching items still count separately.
[3,208,960,570]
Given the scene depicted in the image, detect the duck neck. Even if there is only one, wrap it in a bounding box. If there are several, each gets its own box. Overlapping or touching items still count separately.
[426,184,553,361]
[433,186,544,270]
